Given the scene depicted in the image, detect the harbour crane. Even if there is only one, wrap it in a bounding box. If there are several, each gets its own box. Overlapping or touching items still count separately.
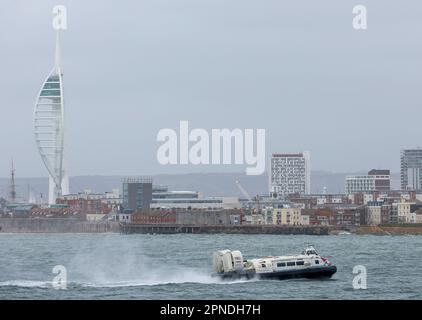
[235,180,252,202]
[235,180,261,213]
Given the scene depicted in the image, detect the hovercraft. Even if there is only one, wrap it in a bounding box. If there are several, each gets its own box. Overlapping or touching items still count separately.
[212,245,337,280]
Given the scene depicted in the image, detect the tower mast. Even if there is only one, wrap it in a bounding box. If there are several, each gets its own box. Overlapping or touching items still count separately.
[9,158,16,203]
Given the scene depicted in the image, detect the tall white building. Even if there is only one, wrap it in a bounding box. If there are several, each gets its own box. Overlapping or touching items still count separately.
[270,152,310,196]
[34,30,69,204]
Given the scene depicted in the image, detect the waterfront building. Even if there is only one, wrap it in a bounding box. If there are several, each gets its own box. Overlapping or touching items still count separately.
[56,196,105,215]
[34,29,69,204]
[415,211,422,224]
[244,213,266,225]
[349,197,422,225]
[302,208,336,226]
[119,213,132,223]
[332,204,364,226]
[150,196,240,210]
[269,152,311,196]
[381,204,392,224]
[411,203,422,215]
[401,148,422,191]
[393,201,415,223]
[58,188,120,201]
[175,209,236,225]
[261,208,275,225]
[57,189,122,215]
[345,169,390,194]
[303,204,364,226]
[271,206,302,226]
[130,210,177,224]
[29,206,79,219]
[300,215,310,225]
[366,201,383,225]
[287,193,349,209]
[122,177,153,213]
[350,190,419,206]
[3,204,36,217]
[152,185,199,200]
[151,185,240,210]
[128,209,240,225]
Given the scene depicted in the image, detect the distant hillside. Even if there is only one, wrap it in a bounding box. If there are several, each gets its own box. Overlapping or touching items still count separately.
[0,171,400,202]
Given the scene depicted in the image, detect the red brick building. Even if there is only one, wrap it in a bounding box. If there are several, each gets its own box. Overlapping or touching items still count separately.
[30,207,81,218]
[302,208,336,226]
[56,198,110,215]
[131,210,177,224]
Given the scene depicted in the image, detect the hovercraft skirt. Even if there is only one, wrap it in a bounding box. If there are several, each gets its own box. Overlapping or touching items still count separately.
[214,266,337,281]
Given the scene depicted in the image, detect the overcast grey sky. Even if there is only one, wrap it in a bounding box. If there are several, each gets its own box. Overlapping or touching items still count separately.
[0,0,421,178]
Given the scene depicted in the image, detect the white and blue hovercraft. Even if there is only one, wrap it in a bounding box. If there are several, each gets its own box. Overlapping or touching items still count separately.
[212,245,337,280]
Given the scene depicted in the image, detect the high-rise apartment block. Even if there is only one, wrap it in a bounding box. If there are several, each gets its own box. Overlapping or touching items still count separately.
[401,149,422,191]
[270,152,311,196]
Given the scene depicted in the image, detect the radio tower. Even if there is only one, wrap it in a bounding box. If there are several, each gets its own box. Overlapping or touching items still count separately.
[9,158,16,203]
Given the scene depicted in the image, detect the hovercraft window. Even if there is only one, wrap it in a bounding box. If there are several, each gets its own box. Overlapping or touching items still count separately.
[277,262,286,267]
[315,260,320,264]
[296,261,305,266]
[286,262,295,267]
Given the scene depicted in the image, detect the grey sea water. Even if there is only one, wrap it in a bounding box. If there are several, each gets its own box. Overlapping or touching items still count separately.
[0,233,421,299]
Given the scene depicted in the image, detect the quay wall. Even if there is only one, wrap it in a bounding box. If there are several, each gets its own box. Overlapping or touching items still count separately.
[356,224,422,235]
[0,218,119,233]
[120,224,330,235]
[7,218,422,235]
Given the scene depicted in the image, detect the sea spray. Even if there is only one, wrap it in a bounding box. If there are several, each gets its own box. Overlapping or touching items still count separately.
[65,234,240,287]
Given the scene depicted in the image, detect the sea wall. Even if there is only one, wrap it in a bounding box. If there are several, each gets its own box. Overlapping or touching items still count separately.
[120,224,330,235]
[356,224,422,235]
[11,218,421,235]
[0,218,119,233]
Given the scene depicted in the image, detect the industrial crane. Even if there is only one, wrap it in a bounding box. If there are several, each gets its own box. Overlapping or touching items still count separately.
[235,180,260,213]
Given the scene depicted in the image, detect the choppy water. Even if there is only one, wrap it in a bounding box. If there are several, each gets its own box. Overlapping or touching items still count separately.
[0,233,421,299]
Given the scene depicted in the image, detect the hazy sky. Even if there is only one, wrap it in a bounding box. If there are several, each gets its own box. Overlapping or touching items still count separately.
[1,0,421,178]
